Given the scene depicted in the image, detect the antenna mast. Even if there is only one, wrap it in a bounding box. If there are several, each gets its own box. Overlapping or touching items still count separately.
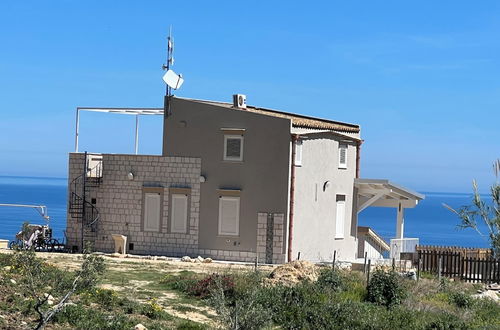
[161,26,184,116]
[163,27,174,116]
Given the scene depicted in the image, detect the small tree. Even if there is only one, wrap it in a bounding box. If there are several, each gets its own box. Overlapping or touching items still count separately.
[444,159,500,256]
[11,243,105,329]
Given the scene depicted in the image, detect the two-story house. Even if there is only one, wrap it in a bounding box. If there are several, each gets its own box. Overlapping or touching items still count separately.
[65,95,423,263]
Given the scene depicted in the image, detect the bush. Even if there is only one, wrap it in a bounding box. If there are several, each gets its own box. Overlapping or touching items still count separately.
[189,273,234,298]
[159,271,201,293]
[316,268,346,292]
[366,270,407,308]
[449,292,473,309]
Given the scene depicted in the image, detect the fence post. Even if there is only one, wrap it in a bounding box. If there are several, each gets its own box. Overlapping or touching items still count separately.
[438,255,442,281]
[366,259,371,285]
[255,254,258,272]
[417,257,422,281]
[297,252,301,261]
[332,250,336,269]
[392,258,395,271]
[363,252,368,274]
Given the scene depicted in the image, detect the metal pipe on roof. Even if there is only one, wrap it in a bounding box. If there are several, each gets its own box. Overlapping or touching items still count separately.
[135,115,139,155]
[75,108,80,152]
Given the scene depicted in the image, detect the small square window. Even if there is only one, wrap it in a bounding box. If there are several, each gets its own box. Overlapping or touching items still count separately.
[224,135,244,161]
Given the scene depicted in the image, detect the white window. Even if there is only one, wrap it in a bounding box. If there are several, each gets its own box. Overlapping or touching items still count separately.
[171,194,188,233]
[338,144,347,169]
[294,140,303,166]
[144,192,161,232]
[218,196,240,236]
[224,135,244,161]
[335,195,346,239]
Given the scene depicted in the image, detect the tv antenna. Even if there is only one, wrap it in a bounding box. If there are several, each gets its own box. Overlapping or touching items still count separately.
[162,26,184,116]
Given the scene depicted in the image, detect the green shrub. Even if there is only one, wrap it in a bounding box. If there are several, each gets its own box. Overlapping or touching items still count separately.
[190,273,234,298]
[159,271,201,293]
[449,291,473,309]
[317,268,346,292]
[210,281,272,330]
[366,270,407,308]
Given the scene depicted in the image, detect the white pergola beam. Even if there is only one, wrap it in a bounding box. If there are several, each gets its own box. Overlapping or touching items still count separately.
[357,191,386,214]
[74,107,163,153]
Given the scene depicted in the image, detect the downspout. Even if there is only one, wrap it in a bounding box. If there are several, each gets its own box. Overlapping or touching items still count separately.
[288,134,299,262]
[356,140,363,179]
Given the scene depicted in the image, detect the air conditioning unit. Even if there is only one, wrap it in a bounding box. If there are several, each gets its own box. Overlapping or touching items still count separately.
[232,94,247,109]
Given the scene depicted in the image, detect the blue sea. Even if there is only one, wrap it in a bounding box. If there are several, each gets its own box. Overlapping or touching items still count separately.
[0,176,491,248]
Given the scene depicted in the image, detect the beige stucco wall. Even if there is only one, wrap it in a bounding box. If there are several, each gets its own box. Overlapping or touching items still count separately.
[291,133,358,262]
[163,98,291,256]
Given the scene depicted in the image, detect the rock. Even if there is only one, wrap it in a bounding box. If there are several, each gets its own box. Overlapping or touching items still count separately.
[472,290,499,302]
[181,256,192,262]
[21,321,27,325]
[487,283,500,291]
[203,257,213,263]
[134,323,147,330]
[127,254,141,259]
[44,293,54,305]
[3,266,11,271]
[336,261,352,270]
[157,256,167,261]
[10,279,16,285]
[196,256,204,263]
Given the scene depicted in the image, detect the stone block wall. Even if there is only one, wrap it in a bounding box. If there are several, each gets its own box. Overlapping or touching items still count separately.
[66,153,201,256]
[257,212,286,264]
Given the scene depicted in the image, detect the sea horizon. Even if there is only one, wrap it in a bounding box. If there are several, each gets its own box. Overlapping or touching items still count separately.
[0,175,492,250]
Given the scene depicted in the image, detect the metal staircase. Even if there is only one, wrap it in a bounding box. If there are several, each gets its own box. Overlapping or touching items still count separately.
[68,153,102,251]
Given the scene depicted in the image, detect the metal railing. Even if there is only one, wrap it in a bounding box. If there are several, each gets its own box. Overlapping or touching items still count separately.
[390,238,419,260]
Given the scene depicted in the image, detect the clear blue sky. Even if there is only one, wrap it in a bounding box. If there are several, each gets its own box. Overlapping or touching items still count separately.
[0,1,499,193]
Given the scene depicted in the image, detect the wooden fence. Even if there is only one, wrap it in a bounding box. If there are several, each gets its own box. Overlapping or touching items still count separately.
[418,250,500,283]
[416,245,493,259]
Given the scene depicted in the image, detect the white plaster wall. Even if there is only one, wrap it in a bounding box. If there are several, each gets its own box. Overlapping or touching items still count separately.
[291,134,358,262]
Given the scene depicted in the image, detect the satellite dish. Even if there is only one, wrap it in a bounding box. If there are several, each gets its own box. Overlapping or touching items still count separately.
[162,69,184,90]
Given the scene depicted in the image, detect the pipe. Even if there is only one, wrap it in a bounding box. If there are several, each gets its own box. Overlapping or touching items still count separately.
[75,108,80,153]
[288,134,299,262]
[134,115,139,155]
[356,139,364,178]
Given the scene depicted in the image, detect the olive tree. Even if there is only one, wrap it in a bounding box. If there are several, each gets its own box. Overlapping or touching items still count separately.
[11,243,105,330]
[444,159,500,256]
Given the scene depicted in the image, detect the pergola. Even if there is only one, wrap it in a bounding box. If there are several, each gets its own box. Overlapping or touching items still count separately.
[74,107,164,154]
[354,178,425,240]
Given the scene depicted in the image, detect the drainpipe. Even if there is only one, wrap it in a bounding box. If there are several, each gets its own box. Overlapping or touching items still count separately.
[356,140,363,179]
[288,134,299,262]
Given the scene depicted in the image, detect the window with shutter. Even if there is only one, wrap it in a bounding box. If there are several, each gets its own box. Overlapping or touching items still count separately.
[338,144,347,169]
[335,195,346,239]
[144,192,161,232]
[218,196,240,236]
[224,135,244,161]
[295,140,303,166]
[171,194,188,233]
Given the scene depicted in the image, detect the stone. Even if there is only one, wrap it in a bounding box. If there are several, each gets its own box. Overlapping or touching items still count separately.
[181,256,191,262]
[10,279,16,285]
[3,266,11,271]
[134,324,147,330]
[203,257,213,263]
[472,290,499,302]
[196,256,204,263]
